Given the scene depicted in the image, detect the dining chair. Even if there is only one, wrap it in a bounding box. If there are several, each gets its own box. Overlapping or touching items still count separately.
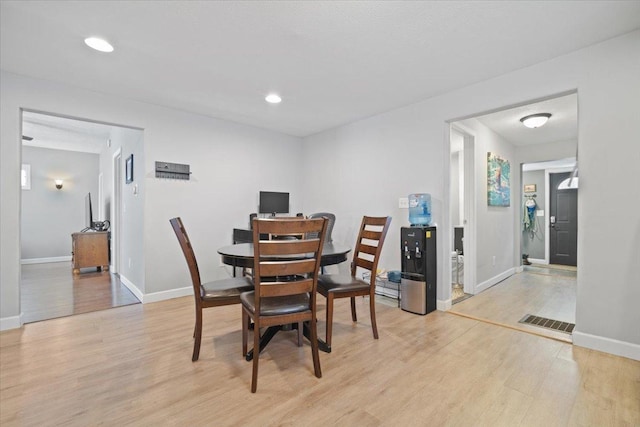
[241,217,327,393]
[317,216,391,347]
[307,212,335,243]
[170,217,253,362]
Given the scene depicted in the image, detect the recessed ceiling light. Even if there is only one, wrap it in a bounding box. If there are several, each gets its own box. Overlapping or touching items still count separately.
[265,94,282,104]
[84,37,114,53]
[520,113,551,128]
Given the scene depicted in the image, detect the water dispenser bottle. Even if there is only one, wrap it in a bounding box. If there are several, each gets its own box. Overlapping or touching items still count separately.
[408,193,431,226]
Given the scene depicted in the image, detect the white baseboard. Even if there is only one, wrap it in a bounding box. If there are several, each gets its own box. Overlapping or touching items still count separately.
[475,268,516,294]
[515,265,524,273]
[573,330,640,361]
[21,256,72,265]
[527,258,547,265]
[437,298,452,311]
[119,274,192,304]
[119,274,144,302]
[142,286,193,304]
[0,314,22,331]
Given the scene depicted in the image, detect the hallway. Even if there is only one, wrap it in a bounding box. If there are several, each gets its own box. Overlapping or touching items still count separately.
[450,265,576,342]
[21,262,139,323]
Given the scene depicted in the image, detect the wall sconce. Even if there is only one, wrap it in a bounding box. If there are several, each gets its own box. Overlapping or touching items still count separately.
[55,179,64,190]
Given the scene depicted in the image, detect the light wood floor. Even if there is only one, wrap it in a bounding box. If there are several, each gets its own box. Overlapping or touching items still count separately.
[1,292,638,426]
[451,266,577,342]
[20,262,140,323]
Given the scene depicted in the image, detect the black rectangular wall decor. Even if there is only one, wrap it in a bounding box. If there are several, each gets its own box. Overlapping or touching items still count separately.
[155,161,191,180]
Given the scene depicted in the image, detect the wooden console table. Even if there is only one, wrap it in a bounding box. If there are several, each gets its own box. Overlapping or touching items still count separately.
[71,231,109,274]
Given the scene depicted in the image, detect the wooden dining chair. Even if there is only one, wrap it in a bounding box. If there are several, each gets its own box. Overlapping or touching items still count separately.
[241,217,327,393]
[170,217,253,362]
[317,216,391,347]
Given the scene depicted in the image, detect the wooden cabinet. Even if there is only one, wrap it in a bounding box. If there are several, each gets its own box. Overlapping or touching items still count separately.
[71,231,109,274]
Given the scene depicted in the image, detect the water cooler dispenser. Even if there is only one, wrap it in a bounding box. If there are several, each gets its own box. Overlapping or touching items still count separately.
[401,226,437,315]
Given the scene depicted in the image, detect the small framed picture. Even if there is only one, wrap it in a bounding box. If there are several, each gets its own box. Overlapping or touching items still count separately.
[126,154,134,184]
[524,184,536,193]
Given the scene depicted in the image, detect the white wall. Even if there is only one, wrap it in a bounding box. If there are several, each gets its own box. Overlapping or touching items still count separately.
[301,31,640,359]
[98,126,146,291]
[2,30,639,359]
[21,146,99,260]
[1,71,303,328]
[458,118,516,289]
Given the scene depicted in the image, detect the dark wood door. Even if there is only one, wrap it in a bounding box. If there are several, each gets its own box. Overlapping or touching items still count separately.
[549,172,578,266]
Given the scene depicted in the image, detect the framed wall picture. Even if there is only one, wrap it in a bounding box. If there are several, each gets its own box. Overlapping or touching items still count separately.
[487,152,510,206]
[524,184,536,193]
[126,154,134,184]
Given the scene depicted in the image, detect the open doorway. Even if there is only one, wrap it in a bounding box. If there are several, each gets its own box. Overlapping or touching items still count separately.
[449,126,476,304]
[448,92,578,342]
[20,110,142,323]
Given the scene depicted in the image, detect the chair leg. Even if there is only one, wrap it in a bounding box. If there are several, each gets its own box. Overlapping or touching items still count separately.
[251,320,260,393]
[309,320,322,378]
[192,309,203,362]
[350,297,357,322]
[297,321,303,347]
[242,308,248,357]
[369,292,379,340]
[326,294,334,347]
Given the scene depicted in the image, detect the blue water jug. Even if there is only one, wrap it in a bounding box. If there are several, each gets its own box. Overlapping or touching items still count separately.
[408,193,431,226]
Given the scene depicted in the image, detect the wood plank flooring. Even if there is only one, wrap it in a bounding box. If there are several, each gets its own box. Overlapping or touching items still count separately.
[1,291,638,426]
[450,266,577,342]
[20,262,140,323]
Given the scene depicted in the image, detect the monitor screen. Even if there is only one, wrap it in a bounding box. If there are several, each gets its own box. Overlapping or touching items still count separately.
[85,193,93,229]
[259,191,289,214]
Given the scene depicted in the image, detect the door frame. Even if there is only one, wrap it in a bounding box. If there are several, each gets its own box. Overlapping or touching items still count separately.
[112,149,122,273]
[544,166,574,264]
[449,124,477,296]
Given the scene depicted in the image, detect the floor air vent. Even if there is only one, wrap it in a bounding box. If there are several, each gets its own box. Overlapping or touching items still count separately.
[519,314,575,334]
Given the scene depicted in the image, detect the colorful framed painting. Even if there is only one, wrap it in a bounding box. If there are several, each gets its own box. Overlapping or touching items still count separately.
[487,152,510,206]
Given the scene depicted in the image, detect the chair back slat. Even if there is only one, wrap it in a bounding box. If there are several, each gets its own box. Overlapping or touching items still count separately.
[258,239,322,256]
[355,257,375,273]
[259,279,314,297]
[259,259,318,277]
[357,243,378,256]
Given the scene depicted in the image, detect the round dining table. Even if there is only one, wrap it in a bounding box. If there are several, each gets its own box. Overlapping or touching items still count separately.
[218,242,351,270]
[217,241,351,359]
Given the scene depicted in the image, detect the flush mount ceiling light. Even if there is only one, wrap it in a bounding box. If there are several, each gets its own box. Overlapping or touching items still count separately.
[520,113,551,129]
[265,94,282,104]
[84,37,114,53]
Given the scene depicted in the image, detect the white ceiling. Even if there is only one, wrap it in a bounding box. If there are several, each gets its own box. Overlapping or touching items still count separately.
[476,93,578,146]
[3,1,639,140]
[22,111,113,154]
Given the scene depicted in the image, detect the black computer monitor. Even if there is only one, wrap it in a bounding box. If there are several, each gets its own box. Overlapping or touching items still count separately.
[259,191,289,215]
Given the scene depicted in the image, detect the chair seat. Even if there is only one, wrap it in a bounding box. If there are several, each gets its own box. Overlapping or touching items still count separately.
[317,274,369,294]
[240,291,310,316]
[201,277,253,301]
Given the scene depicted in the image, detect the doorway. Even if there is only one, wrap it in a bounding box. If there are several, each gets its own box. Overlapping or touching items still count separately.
[448,92,578,341]
[449,126,476,303]
[549,172,578,266]
[20,110,141,323]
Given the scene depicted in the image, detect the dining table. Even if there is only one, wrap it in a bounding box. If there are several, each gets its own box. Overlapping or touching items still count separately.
[218,241,351,360]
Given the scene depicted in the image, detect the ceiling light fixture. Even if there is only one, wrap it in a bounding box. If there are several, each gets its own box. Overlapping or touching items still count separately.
[265,94,282,104]
[55,179,64,190]
[84,37,114,53]
[520,113,551,129]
